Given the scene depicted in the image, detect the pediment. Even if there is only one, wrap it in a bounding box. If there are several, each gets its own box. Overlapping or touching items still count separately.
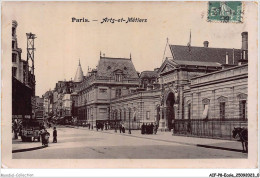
[158,59,178,74]
[161,64,175,73]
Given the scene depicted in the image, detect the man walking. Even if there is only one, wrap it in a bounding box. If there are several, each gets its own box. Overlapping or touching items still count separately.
[53,127,57,143]
[119,123,122,133]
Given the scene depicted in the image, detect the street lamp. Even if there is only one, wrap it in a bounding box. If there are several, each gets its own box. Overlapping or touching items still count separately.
[91,114,93,129]
[128,109,131,134]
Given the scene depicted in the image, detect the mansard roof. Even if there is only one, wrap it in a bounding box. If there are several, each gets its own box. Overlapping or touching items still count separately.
[74,60,84,83]
[96,56,139,78]
[140,71,158,79]
[169,45,241,65]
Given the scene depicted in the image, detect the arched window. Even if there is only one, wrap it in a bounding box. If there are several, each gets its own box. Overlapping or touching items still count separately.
[124,109,126,121]
[217,96,228,120]
[237,93,247,120]
[202,98,210,120]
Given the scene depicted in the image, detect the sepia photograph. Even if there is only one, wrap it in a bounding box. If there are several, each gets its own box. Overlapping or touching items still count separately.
[1,1,258,170]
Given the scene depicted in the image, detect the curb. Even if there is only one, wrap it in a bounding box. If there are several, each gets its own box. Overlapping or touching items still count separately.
[68,126,245,153]
[12,145,47,153]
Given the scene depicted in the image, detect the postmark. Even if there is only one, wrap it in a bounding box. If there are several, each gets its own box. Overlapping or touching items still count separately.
[207,1,243,23]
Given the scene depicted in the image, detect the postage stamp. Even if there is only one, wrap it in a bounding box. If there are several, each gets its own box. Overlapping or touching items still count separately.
[207,1,243,23]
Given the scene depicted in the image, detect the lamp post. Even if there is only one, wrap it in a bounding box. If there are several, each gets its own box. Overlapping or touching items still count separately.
[91,114,93,129]
[128,109,131,134]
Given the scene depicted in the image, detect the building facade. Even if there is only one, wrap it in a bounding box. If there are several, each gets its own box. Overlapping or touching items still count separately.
[12,20,36,120]
[44,31,248,139]
[75,56,140,128]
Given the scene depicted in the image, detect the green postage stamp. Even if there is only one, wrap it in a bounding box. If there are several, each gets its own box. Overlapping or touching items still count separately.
[208,1,243,23]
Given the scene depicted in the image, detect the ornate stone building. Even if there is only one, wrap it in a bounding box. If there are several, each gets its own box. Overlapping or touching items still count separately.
[46,31,248,139]
[74,55,139,128]
[109,32,248,133]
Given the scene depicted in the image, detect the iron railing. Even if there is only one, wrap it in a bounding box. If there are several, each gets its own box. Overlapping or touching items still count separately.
[173,119,248,140]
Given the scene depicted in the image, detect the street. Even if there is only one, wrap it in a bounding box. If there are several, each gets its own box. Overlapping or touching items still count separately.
[12,127,247,159]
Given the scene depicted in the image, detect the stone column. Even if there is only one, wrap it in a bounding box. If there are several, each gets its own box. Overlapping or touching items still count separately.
[179,85,184,120]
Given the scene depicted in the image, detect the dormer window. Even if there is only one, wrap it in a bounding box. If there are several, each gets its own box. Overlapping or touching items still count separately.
[114,69,123,82]
[115,74,122,82]
[107,66,111,70]
[124,67,127,70]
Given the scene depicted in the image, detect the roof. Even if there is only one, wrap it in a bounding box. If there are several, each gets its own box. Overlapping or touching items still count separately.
[174,60,222,67]
[96,57,139,78]
[140,71,158,78]
[74,61,84,82]
[169,45,241,65]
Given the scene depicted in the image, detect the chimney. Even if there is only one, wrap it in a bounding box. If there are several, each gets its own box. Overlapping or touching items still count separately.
[241,32,248,50]
[241,32,248,61]
[225,52,229,64]
[203,41,209,47]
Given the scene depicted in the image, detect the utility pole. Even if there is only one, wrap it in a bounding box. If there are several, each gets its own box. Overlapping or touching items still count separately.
[26,32,36,96]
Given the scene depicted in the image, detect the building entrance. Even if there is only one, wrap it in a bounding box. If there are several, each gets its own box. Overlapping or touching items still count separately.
[166,92,174,130]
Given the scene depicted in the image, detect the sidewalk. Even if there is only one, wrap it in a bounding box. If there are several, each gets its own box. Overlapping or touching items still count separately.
[73,126,245,153]
[12,128,51,153]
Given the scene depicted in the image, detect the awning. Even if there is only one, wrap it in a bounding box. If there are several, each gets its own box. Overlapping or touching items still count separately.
[202,105,209,119]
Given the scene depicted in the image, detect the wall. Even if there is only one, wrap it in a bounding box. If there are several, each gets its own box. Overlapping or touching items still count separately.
[184,64,248,120]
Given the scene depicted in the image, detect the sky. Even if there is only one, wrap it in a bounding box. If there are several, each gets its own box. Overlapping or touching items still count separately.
[4,1,255,96]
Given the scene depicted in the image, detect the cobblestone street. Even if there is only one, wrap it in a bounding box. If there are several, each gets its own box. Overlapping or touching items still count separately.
[12,126,247,159]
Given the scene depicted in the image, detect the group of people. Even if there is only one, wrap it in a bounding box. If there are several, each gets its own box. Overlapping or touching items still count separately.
[119,123,125,133]
[141,122,158,135]
[39,125,57,146]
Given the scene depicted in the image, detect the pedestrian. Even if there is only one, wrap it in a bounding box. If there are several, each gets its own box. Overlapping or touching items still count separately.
[154,122,158,134]
[147,123,151,134]
[144,123,148,134]
[53,127,57,143]
[119,123,122,133]
[114,123,117,133]
[141,123,145,134]
[151,123,154,134]
[187,120,191,134]
[122,123,125,133]
[40,128,46,146]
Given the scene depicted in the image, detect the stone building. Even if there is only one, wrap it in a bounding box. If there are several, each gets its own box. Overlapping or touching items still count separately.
[34,96,44,119]
[109,32,248,134]
[12,20,35,120]
[45,31,248,139]
[75,55,140,128]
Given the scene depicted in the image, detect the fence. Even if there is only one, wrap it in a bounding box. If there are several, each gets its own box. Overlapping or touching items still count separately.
[173,119,248,140]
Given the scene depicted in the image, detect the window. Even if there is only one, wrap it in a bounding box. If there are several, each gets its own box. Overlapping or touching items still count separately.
[99,88,107,93]
[99,108,107,113]
[116,88,121,97]
[188,103,191,120]
[202,104,209,120]
[124,110,126,121]
[132,110,137,121]
[239,100,246,120]
[115,74,122,82]
[220,102,225,120]
[146,111,150,120]
[12,41,15,49]
[12,53,17,62]
[12,67,17,77]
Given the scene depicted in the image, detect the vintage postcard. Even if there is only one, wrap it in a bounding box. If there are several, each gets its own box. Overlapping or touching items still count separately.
[1,1,258,169]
